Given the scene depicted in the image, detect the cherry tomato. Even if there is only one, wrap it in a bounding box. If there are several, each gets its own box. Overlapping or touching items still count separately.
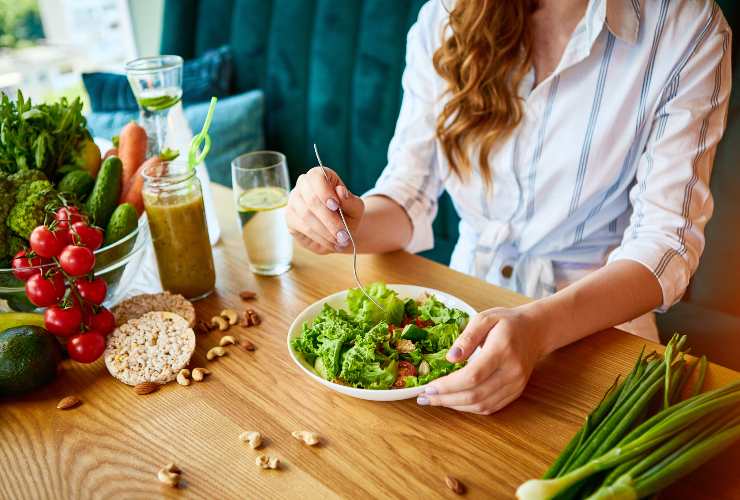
[11,250,48,281]
[415,318,432,328]
[86,307,115,335]
[25,272,66,307]
[44,303,83,336]
[70,222,104,250]
[66,331,106,363]
[29,226,65,258]
[59,245,95,276]
[393,360,418,388]
[75,277,107,305]
[55,206,84,229]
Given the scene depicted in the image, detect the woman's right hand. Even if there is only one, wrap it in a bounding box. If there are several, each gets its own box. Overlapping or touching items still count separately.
[286,166,365,254]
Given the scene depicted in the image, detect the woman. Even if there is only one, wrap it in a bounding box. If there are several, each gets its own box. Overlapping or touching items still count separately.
[286,0,732,414]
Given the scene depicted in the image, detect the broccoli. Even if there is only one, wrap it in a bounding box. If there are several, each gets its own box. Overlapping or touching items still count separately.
[0,173,15,259]
[9,168,47,194]
[7,180,59,239]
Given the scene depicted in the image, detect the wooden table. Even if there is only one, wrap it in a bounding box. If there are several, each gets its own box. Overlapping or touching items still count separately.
[1,184,738,500]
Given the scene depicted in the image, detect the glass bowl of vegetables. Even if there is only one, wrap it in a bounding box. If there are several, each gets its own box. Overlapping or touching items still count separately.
[0,217,150,312]
[288,283,477,402]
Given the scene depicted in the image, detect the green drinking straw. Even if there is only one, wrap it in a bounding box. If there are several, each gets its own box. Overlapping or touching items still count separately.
[188,96,217,170]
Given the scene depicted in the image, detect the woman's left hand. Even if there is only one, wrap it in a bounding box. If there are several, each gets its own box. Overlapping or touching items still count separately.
[417,306,547,414]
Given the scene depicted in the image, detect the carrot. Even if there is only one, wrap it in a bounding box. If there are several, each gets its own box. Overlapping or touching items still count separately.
[118,121,148,188]
[103,147,118,160]
[119,156,161,215]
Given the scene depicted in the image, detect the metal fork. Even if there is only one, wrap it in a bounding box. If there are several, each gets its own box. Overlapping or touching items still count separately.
[313,144,385,312]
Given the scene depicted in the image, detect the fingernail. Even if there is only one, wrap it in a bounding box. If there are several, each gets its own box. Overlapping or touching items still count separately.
[425,386,438,396]
[336,230,349,244]
[416,396,430,406]
[326,198,339,211]
[448,346,462,361]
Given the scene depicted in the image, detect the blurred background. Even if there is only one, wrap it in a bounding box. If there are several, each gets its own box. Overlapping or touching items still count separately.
[0,0,163,107]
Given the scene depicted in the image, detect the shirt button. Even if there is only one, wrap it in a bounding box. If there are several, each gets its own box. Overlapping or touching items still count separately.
[501,265,514,279]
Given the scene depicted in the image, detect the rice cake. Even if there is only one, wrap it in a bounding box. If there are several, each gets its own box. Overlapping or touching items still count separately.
[112,292,196,327]
[105,311,196,386]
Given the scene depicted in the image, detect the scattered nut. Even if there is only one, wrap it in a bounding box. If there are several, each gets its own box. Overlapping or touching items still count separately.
[57,395,81,410]
[239,430,263,449]
[396,339,416,354]
[196,319,212,334]
[247,309,261,326]
[219,335,236,347]
[220,308,239,326]
[418,360,431,377]
[255,454,279,470]
[240,339,256,351]
[292,430,320,446]
[206,346,227,361]
[176,369,191,386]
[445,475,466,495]
[157,463,182,487]
[134,382,160,395]
[191,367,210,382]
[239,290,257,300]
[210,315,229,331]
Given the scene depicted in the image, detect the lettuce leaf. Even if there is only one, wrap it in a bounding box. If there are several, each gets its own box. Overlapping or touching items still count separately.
[418,295,469,329]
[347,282,405,326]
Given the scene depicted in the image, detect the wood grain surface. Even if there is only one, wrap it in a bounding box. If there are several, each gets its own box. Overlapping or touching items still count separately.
[0,184,738,500]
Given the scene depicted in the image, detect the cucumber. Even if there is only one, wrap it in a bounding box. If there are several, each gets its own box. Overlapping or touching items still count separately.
[84,156,122,228]
[104,203,138,245]
[58,170,95,200]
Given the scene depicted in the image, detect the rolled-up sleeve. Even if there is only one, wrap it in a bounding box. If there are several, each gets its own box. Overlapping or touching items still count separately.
[608,19,732,311]
[363,1,445,254]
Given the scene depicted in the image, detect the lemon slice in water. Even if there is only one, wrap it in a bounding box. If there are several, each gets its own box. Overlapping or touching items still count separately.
[238,187,289,212]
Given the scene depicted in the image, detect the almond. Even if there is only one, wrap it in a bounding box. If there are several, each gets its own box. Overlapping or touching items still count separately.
[445,475,466,495]
[57,395,81,410]
[239,290,257,300]
[196,319,211,335]
[247,309,261,326]
[133,382,160,395]
[240,339,256,351]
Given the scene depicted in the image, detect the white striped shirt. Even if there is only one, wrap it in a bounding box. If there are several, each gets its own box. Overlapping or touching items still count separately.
[366,0,732,311]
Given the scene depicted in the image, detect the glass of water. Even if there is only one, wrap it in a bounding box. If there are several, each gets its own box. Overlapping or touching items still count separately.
[231,151,293,276]
[125,55,184,157]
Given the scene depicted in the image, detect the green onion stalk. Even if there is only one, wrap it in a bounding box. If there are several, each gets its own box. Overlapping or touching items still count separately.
[517,334,740,500]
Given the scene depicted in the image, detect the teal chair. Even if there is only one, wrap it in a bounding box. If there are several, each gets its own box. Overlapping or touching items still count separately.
[161,0,739,369]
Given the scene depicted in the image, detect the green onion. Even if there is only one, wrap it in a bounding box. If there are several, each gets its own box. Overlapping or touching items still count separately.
[518,335,740,500]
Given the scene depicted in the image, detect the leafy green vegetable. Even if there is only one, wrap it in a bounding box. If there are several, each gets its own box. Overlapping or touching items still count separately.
[0,91,90,178]
[292,283,470,390]
[400,324,428,341]
[347,282,405,326]
[419,295,469,330]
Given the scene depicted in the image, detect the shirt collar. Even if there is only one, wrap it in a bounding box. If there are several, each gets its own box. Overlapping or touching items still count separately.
[604,0,641,44]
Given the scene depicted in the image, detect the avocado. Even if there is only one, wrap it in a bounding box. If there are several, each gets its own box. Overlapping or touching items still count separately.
[0,326,62,397]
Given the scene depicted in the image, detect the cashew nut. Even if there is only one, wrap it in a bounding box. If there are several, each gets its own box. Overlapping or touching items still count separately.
[210,315,229,331]
[292,430,320,446]
[255,454,279,469]
[220,308,239,326]
[206,346,227,361]
[191,367,210,382]
[239,430,263,449]
[219,335,236,347]
[176,369,191,386]
[157,463,181,487]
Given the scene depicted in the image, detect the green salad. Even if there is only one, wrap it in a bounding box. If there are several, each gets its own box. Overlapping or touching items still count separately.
[291,283,469,390]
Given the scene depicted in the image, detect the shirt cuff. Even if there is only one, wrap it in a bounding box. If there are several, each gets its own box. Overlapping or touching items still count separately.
[363,186,435,254]
[607,241,691,313]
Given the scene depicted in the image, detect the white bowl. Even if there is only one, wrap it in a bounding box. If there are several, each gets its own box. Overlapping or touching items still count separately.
[287,284,477,402]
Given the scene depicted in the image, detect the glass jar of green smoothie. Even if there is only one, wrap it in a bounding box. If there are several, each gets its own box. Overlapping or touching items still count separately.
[142,161,216,300]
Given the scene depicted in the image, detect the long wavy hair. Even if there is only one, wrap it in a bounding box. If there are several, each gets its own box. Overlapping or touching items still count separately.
[433,0,535,186]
